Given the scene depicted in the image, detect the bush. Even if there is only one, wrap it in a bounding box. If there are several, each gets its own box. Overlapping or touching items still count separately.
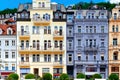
[25,73,35,79]
[60,73,69,80]
[92,74,102,79]
[109,73,119,80]
[77,73,86,79]
[43,73,52,80]
[7,73,19,80]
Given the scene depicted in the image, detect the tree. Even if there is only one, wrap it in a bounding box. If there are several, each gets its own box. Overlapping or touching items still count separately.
[92,74,102,79]
[59,73,69,80]
[7,73,19,80]
[109,73,119,80]
[43,73,52,80]
[77,73,86,79]
[25,73,35,79]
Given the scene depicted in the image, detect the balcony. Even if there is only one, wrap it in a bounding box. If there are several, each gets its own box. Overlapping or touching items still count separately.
[53,32,64,40]
[53,61,64,68]
[16,18,31,21]
[75,60,98,65]
[109,60,120,65]
[32,18,50,26]
[53,18,66,22]
[19,31,30,40]
[109,44,120,50]
[84,45,98,52]
[19,61,30,68]
[67,33,73,37]
[18,46,64,54]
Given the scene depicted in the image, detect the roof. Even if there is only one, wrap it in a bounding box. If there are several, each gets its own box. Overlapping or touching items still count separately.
[18,3,32,12]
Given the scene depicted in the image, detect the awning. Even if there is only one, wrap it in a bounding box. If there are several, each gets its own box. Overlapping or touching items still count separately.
[1,72,13,76]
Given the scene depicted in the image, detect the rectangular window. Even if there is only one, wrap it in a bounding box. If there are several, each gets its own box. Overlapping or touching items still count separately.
[44,54,47,62]
[113,38,117,46]
[12,64,15,70]
[101,55,104,61]
[90,26,92,33]
[5,40,9,46]
[78,26,81,33]
[12,52,15,59]
[68,54,72,62]
[5,52,8,58]
[42,68,49,74]
[94,26,96,33]
[111,67,119,72]
[48,55,51,62]
[0,40,1,46]
[78,39,81,46]
[0,52,1,58]
[53,68,63,74]
[101,26,104,33]
[44,27,47,34]
[86,26,88,33]
[78,55,81,61]
[32,54,40,62]
[54,55,58,62]
[5,64,8,70]
[86,39,88,46]
[12,40,15,46]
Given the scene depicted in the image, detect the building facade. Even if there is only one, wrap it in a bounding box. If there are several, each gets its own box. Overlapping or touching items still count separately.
[17,0,66,79]
[109,5,120,78]
[0,18,16,79]
[73,6,109,79]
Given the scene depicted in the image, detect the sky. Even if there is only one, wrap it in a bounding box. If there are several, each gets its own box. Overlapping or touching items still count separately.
[0,0,119,11]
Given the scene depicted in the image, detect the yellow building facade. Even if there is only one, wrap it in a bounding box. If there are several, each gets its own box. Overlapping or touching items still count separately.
[16,0,66,79]
[109,5,120,78]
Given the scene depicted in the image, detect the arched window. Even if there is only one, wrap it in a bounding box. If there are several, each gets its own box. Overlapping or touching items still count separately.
[43,13,50,20]
[7,28,13,35]
[113,51,118,60]
[33,40,36,48]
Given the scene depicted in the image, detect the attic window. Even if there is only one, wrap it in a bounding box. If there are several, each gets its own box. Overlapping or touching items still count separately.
[7,28,13,35]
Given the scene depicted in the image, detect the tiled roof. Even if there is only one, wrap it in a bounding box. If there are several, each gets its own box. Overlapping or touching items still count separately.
[0,19,16,35]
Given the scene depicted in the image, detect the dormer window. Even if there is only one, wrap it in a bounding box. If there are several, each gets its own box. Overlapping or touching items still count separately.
[43,13,50,21]
[77,13,82,19]
[87,13,94,19]
[0,28,2,34]
[55,13,59,19]
[7,28,13,35]
[42,2,45,7]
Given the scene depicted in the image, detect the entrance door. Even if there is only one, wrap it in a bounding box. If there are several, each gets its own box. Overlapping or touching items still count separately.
[34,68,39,77]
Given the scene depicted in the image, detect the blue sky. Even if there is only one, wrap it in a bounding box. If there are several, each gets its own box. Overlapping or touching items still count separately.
[0,0,108,10]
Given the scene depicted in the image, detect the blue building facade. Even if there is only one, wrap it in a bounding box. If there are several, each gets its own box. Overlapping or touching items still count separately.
[66,6,109,79]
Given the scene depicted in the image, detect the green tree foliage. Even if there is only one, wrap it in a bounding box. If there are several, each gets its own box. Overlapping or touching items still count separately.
[59,73,69,80]
[77,73,86,79]
[7,73,19,80]
[25,73,35,79]
[72,1,116,11]
[43,73,52,80]
[0,8,17,15]
[92,74,102,79]
[109,73,119,80]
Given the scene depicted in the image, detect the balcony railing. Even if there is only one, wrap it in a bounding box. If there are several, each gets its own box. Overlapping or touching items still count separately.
[84,45,98,51]
[53,61,64,66]
[19,61,30,66]
[18,31,30,36]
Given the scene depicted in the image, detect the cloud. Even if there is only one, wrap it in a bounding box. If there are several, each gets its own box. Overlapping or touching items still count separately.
[108,0,120,3]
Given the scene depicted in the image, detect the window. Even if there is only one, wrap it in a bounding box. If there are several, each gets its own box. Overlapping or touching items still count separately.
[101,55,104,61]
[12,64,15,70]
[44,26,47,34]
[68,54,72,62]
[12,40,15,46]
[112,25,115,32]
[7,28,13,35]
[101,39,104,47]
[5,52,8,58]
[113,38,117,46]
[48,26,51,34]
[78,39,81,46]
[77,13,81,19]
[0,41,1,46]
[94,26,96,33]
[26,40,29,48]
[86,54,88,61]
[42,68,49,74]
[114,13,117,20]
[5,40,9,46]
[68,40,72,49]
[113,52,118,60]
[32,54,40,62]
[78,54,81,61]
[116,25,118,32]
[42,2,45,7]
[43,14,50,21]
[54,41,58,48]
[44,40,47,50]
[44,54,51,62]
[12,52,15,59]
[86,26,88,33]
[0,52,1,58]
[39,2,41,7]
[93,53,96,61]
[78,26,81,33]
[5,64,8,70]
[54,55,58,62]
[33,40,36,48]
[101,26,104,33]
[86,39,88,47]
[111,67,119,72]
[94,39,96,47]
[53,68,63,74]
[90,26,92,33]
[59,54,63,63]
[48,40,51,48]
[33,26,36,34]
